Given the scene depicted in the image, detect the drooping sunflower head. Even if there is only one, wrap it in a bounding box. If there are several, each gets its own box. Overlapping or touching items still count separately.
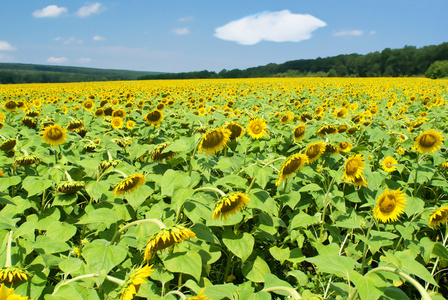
[353,175,368,188]
[41,123,67,146]
[21,117,38,129]
[224,122,244,141]
[213,192,251,220]
[342,154,365,182]
[0,283,28,300]
[305,141,326,164]
[66,120,85,131]
[414,129,444,154]
[0,266,31,284]
[429,207,448,228]
[14,154,40,167]
[276,153,308,186]
[246,118,268,140]
[94,108,104,117]
[299,112,313,122]
[144,225,196,260]
[145,109,164,127]
[0,138,17,152]
[280,112,294,124]
[373,188,407,223]
[317,125,338,137]
[293,124,306,142]
[114,174,146,196]
[198,127,231,155]
[112,108,126,119]
[119,264,154,300]
[337,142,352,153]
[381,156,398,173]
[337,124,348,133]
[56,181,85,194]
[151,142,176,161]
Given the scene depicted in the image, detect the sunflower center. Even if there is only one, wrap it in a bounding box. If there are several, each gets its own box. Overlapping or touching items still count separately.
[345,160,360,176]
[146,111,162,122]
[433,210,448,222]
[220,197,241,213]
[420,134,436,147]
[283,158,302,175]
[380,195,396,213]
[307,145,321,158]
[203,130,224,148]
[47,127,64,140]
[294,126,305,137]
[339,142,348,149]
[252,124,262,134]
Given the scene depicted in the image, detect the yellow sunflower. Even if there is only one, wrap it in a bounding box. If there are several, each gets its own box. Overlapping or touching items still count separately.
[0,138,16,152]
[41,123,67,146]
[3,100,17,112]
[316,125,338,137]
[56,181,85,194]
[381,156,398,173]
[119,265,154,300]
[373,188,407,223]
[198,128,231,155]
[0,267,30,284]
[337,142,352,153]
[213,192,250,220]
[144,109,164,127]
[414,129,444,154]
[94,108,104,117]
[292,124,306,142]
[187,289,211,300]
[246,118,268,140]
[305,141,326,164]
[224,122,244,141]
[113,174,146,196]
[276,153,308,186]
[82,99,95,111]
[144,225,196,260]
[429,207,448,228]
[0,283,28,300]
[151,142,176,161]
[112,108,126,119]
[111,117,124,129]
[353,175,368,188]
[342,154,365,182]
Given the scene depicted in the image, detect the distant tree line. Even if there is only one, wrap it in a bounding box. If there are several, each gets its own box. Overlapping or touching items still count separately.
[139,42,448,80]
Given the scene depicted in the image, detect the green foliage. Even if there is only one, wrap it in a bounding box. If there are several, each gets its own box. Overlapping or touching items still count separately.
[425,60,448,79]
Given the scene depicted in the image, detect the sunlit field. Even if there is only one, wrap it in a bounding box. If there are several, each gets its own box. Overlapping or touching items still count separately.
[0,77,447,299]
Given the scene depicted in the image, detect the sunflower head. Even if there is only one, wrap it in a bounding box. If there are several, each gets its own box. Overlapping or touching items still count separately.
[144,109,164,127]
[305,141,326,164]
[14,154,40,167]
[342,154,365,182]
[352,175,368,188]
[66,120,85,131]
[198,128,231,155]
[224,122,244,141]
[21,117,38,129]
[246,118,268,140]
[144,225,195,260]
[151,142,176,161]
[56,181,85,194]
[414,129,444,154]
[213,192,250,220]
[113,174,146,196]
[276,153,308,186]
[381,156,398,173]
[82,99,95,111]
[99,159,122,171]
[337,142,352,153]
[429,207,448,228]
[3,100,17,111]
[293,124,306,142]
[0,283,28,300]
[317,125,337,137]
[337,124,348,133]
[111,117,124,129]
[0,138,17,152]
[41,123,67,146]
[119,264,154,300]
[94,108,104,117]
[373,188,407,223]
[0,267,31,284]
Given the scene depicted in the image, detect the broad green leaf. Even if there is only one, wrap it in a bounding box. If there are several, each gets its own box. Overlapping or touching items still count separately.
[289,211,319,230]
[191,223,218,243]
[45,285,84,300]
[22,176,53,196]
[237,290,271,300]
[126,184,154,209]
[433,242,448,261]
[150,264,175,285]
[161,169,191,197]
[46,221,77,242]
[263,273,293,297]
[0,176,21,190]
[163,250,202,281]
[15,255,49,300]
[287,270,308,286]
[306,255,357,278]
[59,258,83,275]
[222,229,254,262]
[269,246,290,264]
[204,284,238,300]
[33,235,71,254]
[394,251,437,286]
[299,183,322,192]
[77,207,117,228]
[82,239,127,274]
[350,270,385,300]
[242,256,271,283]
[85,180,110,200]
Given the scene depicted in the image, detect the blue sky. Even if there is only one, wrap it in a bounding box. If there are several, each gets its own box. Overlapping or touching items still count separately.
[0,0,447,73]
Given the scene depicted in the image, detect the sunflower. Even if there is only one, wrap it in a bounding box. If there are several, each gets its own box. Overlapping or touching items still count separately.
[342,154,365,182]
[224,122,244,141]
[112,108,126,119]
[198,128,231,155]
[280,112,294,124]
[373,188,407,223]
[144,109,164,127]
[337,124,348,133]
[0,267,30,284]
[293,124,306,142]
[414,129,444,154]
[337,142,352,153]
[143,225,196,260]
[246,118,268,140]
[317,125,337,137]
[151,142,176,161]
[94,108,104,117]
[111,117,124,129]
[41,123,67,146]
[0,138,16,152]
[381,156,398,173]
[0,283,28,300]
[66,120,84,131]
[119,265,154,300]
[187,289,211,300]
[3,100,17,111]
[82,99,95,111]
[14,154,40,167]
[21,117,38,129]
[305,141,326,164]
[126,120,136,130]
[56,181,85,194]
[429,207,448,228]
[276,153,308,186]
[114,174,146,196]
[213,192,250,220]
[98,159,122,171]
[353,175,367,188]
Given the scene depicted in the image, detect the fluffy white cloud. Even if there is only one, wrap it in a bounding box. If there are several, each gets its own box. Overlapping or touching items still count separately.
[32,5,67,18]
[0,41,16,51]
[75,3,103,17]
[333,30,363,37]
[47,56,68,64]
[93,35,106,41]
[172,27,190,35]
[214,10,326,45]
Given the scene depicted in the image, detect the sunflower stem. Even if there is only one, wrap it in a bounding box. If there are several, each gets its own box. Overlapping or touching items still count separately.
[188,138,201,176]
[5,231,12,267]
[261,286,302,299]
[393,209,425,254]
[425,225,448,290]
[194,186,226,197]
[223,253,233,284]
[413,153,420,197]
[112,169,128,178]
[111,219,167,245]
[318,166,341,243]
[165,291,187,300]
[360,215,375,275]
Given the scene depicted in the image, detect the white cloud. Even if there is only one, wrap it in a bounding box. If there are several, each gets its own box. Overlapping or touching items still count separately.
[47,56,68,64]
[32,5,67,18]
[333,30,363,37]
[75,2,103,17]
[214,10,326,45]
[93,35,106,41]
[178,16,193,22]
[0,41,16,51]
[77,57,92,63]
[172,27,190,35]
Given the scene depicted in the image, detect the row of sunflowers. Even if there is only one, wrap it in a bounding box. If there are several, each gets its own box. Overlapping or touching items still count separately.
[0,77,447,299]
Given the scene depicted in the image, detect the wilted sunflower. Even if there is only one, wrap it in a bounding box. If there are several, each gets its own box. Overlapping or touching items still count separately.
[429,207,448,228]
[144,109,164,127]
[317,125,338,137]
[114,174,146,196]
[337,142,352,153]
[342,154,365,182]
[41,123,67,146]
[111,117,124,129]
[0,283,28,300]
[144,225,196,260]
[151,142,176,161]
[14,154,40,167]
[373,188,407,223]
[353,175,368,188]
[99,159,122,171]
[299,112,313,122]
[276,153,308,186]
[21,117,38,129]
[381,156,398,173]
[246,118,268,140]
[305,141,326,164]
[0,138,16,152]
[66,120,84,131]
[57,181,85,194]
[198,127,231,155]
[337,124,348,133]
[112,108,126,119]
[187,289,211,300]
[119,265,154,300]
[0,267,30,284]
[293,124,306,142]
[213,192,250,220]
[224,122,244,141]
[414,129,444,154]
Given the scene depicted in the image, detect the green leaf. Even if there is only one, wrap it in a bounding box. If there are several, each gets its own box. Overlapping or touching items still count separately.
[289,211,319,230]
[0,176,21,190]
[287,270,308,286]
[350,270,385,300]
[45,285,84,300]
[161,169,191,197]
[22,176,53,196]
[191,223,218,243]
[77,207,117,228]
[150,264,175,285]
[163,250,202,281]
[263,273,293,296]
[306,255,357,278]
[85,180,110,200]
[222,229,254,262]
[394,251,437,286]
[242,256,271,283]
[126,184,153,209]
[299,183,322,192]
[46,221,77,242]
[33,236,71,254]
[237,290,271,300]
[433,242,448,261]
[204,284,238,300]
[59,258,83,275]
[269,246,290,264]
[82,239,127,274]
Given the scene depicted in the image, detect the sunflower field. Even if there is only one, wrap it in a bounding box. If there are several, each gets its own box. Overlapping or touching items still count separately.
[0,77,447,300]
